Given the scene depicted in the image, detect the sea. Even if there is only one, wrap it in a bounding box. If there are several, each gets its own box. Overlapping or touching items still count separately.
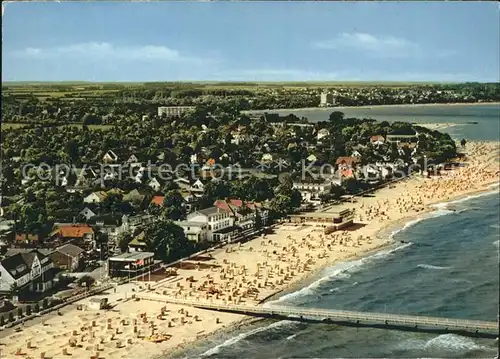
[167,104,500,359]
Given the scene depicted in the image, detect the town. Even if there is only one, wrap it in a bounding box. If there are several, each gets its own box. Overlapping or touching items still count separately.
[0,84,466,319]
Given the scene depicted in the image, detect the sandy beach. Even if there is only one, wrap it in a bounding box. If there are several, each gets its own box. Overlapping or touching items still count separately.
[1,141,498,359]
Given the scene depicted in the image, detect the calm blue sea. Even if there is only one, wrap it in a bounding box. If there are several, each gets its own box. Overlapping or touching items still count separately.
[167,105,500,359]
[253,103,500,141]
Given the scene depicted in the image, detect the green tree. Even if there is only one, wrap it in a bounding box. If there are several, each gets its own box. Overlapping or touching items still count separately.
[162,190,186,220]
[117,232,133,253]
[145,219,196,262]
[78,275,95,288]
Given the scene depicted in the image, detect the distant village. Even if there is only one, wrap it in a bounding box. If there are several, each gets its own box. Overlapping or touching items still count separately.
[0,87,461,314]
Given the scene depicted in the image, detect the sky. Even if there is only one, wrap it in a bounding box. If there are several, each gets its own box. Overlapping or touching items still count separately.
[2,1,499,82]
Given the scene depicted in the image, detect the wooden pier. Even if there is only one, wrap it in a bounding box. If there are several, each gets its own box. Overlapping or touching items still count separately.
[138,294,499,338]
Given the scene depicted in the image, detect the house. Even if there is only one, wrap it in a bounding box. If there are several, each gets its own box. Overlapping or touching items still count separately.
[320,92,335,107]
[84,191,108,204]
[261,153,273,163]
[157,106,195,118]
[317,128,330,141]
[128,231,148,252]
[0,250,56,299]
[187,207,236,242]
[341,168,355,179]
[126,154,140,165]
[174,221,209,242]
[190,179,205,193]
[386,134,418,143]
[174,177,192,190]
[123,189,148,208]
[180,191,200,212]
[49,243,84,272]
[0,219,15,246]
[306,154,317,163]
[103,150,119,163]
[79,207,97,220]
[351,150,362,158]
[49,224,95,247]
[14,233,42,246]
[213,199,268,233]
[148,177,162,192]
[107,252,157,278]
[87,215,124,240]
[336,156,361,169]
[293,179,334,204]
[150,195,165,207]
[370,135,385,146]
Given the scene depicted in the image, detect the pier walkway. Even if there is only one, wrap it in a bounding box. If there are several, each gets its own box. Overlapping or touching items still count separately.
[137,294,498,338]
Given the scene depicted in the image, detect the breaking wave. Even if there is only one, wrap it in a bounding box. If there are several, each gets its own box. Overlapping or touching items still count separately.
[198,320,294,357]
[423,334,490,351]
[417,264,451,270]
[395,334,490,353]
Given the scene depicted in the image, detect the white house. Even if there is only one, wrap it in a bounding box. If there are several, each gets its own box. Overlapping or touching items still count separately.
[148,177,162,191]
[103,150,119,163]
[317,128,330,141]
[127,154,140,165]
[187,207,236,242]
[293,180,335,204]
[351,150,362,158]
[79,207,96,220]
[190,179,205,193]
[83,191,108,204]
[306,154,317,163]
[174,220,209,242]
[261,153,273,163]
[0,250,55,298]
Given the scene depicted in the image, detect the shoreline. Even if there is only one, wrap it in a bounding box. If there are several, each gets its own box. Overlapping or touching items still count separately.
[162,174,500,358]
[243,101,500,113]
[1,142,498,359]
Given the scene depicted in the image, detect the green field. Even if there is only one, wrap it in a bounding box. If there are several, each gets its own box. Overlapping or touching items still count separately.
[1,123,29,129]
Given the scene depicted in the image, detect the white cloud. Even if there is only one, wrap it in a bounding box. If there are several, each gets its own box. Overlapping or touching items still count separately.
[217,68,346,81]
[12,42,211,64]
[313,32,453,59]
[215,68,479,82]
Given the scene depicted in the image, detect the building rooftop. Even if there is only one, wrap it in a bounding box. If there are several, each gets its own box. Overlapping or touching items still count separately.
[108,252,154,262]
[197,206,229,216]
[289,209,353,219]
[56,243,85,258]
[175,220,207,227]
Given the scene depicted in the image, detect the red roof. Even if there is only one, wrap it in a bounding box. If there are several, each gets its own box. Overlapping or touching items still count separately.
[55,225,94,239]
[15,233,40,242]
[336,157,360,167]
[151,196,165,207]
[213,199,261,214]
[341,169,354,178]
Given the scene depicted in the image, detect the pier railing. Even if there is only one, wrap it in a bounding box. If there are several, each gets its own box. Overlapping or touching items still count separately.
[137,294,498,337]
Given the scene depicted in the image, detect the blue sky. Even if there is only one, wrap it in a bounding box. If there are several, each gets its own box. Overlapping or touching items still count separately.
[2,1,499,82]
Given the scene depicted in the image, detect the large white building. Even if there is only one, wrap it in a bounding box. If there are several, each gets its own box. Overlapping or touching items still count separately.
[320,92,335,107]
[293,178,341,204]
[185,206,236,242]
[157,106,195,118]
[174,220,209,242]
